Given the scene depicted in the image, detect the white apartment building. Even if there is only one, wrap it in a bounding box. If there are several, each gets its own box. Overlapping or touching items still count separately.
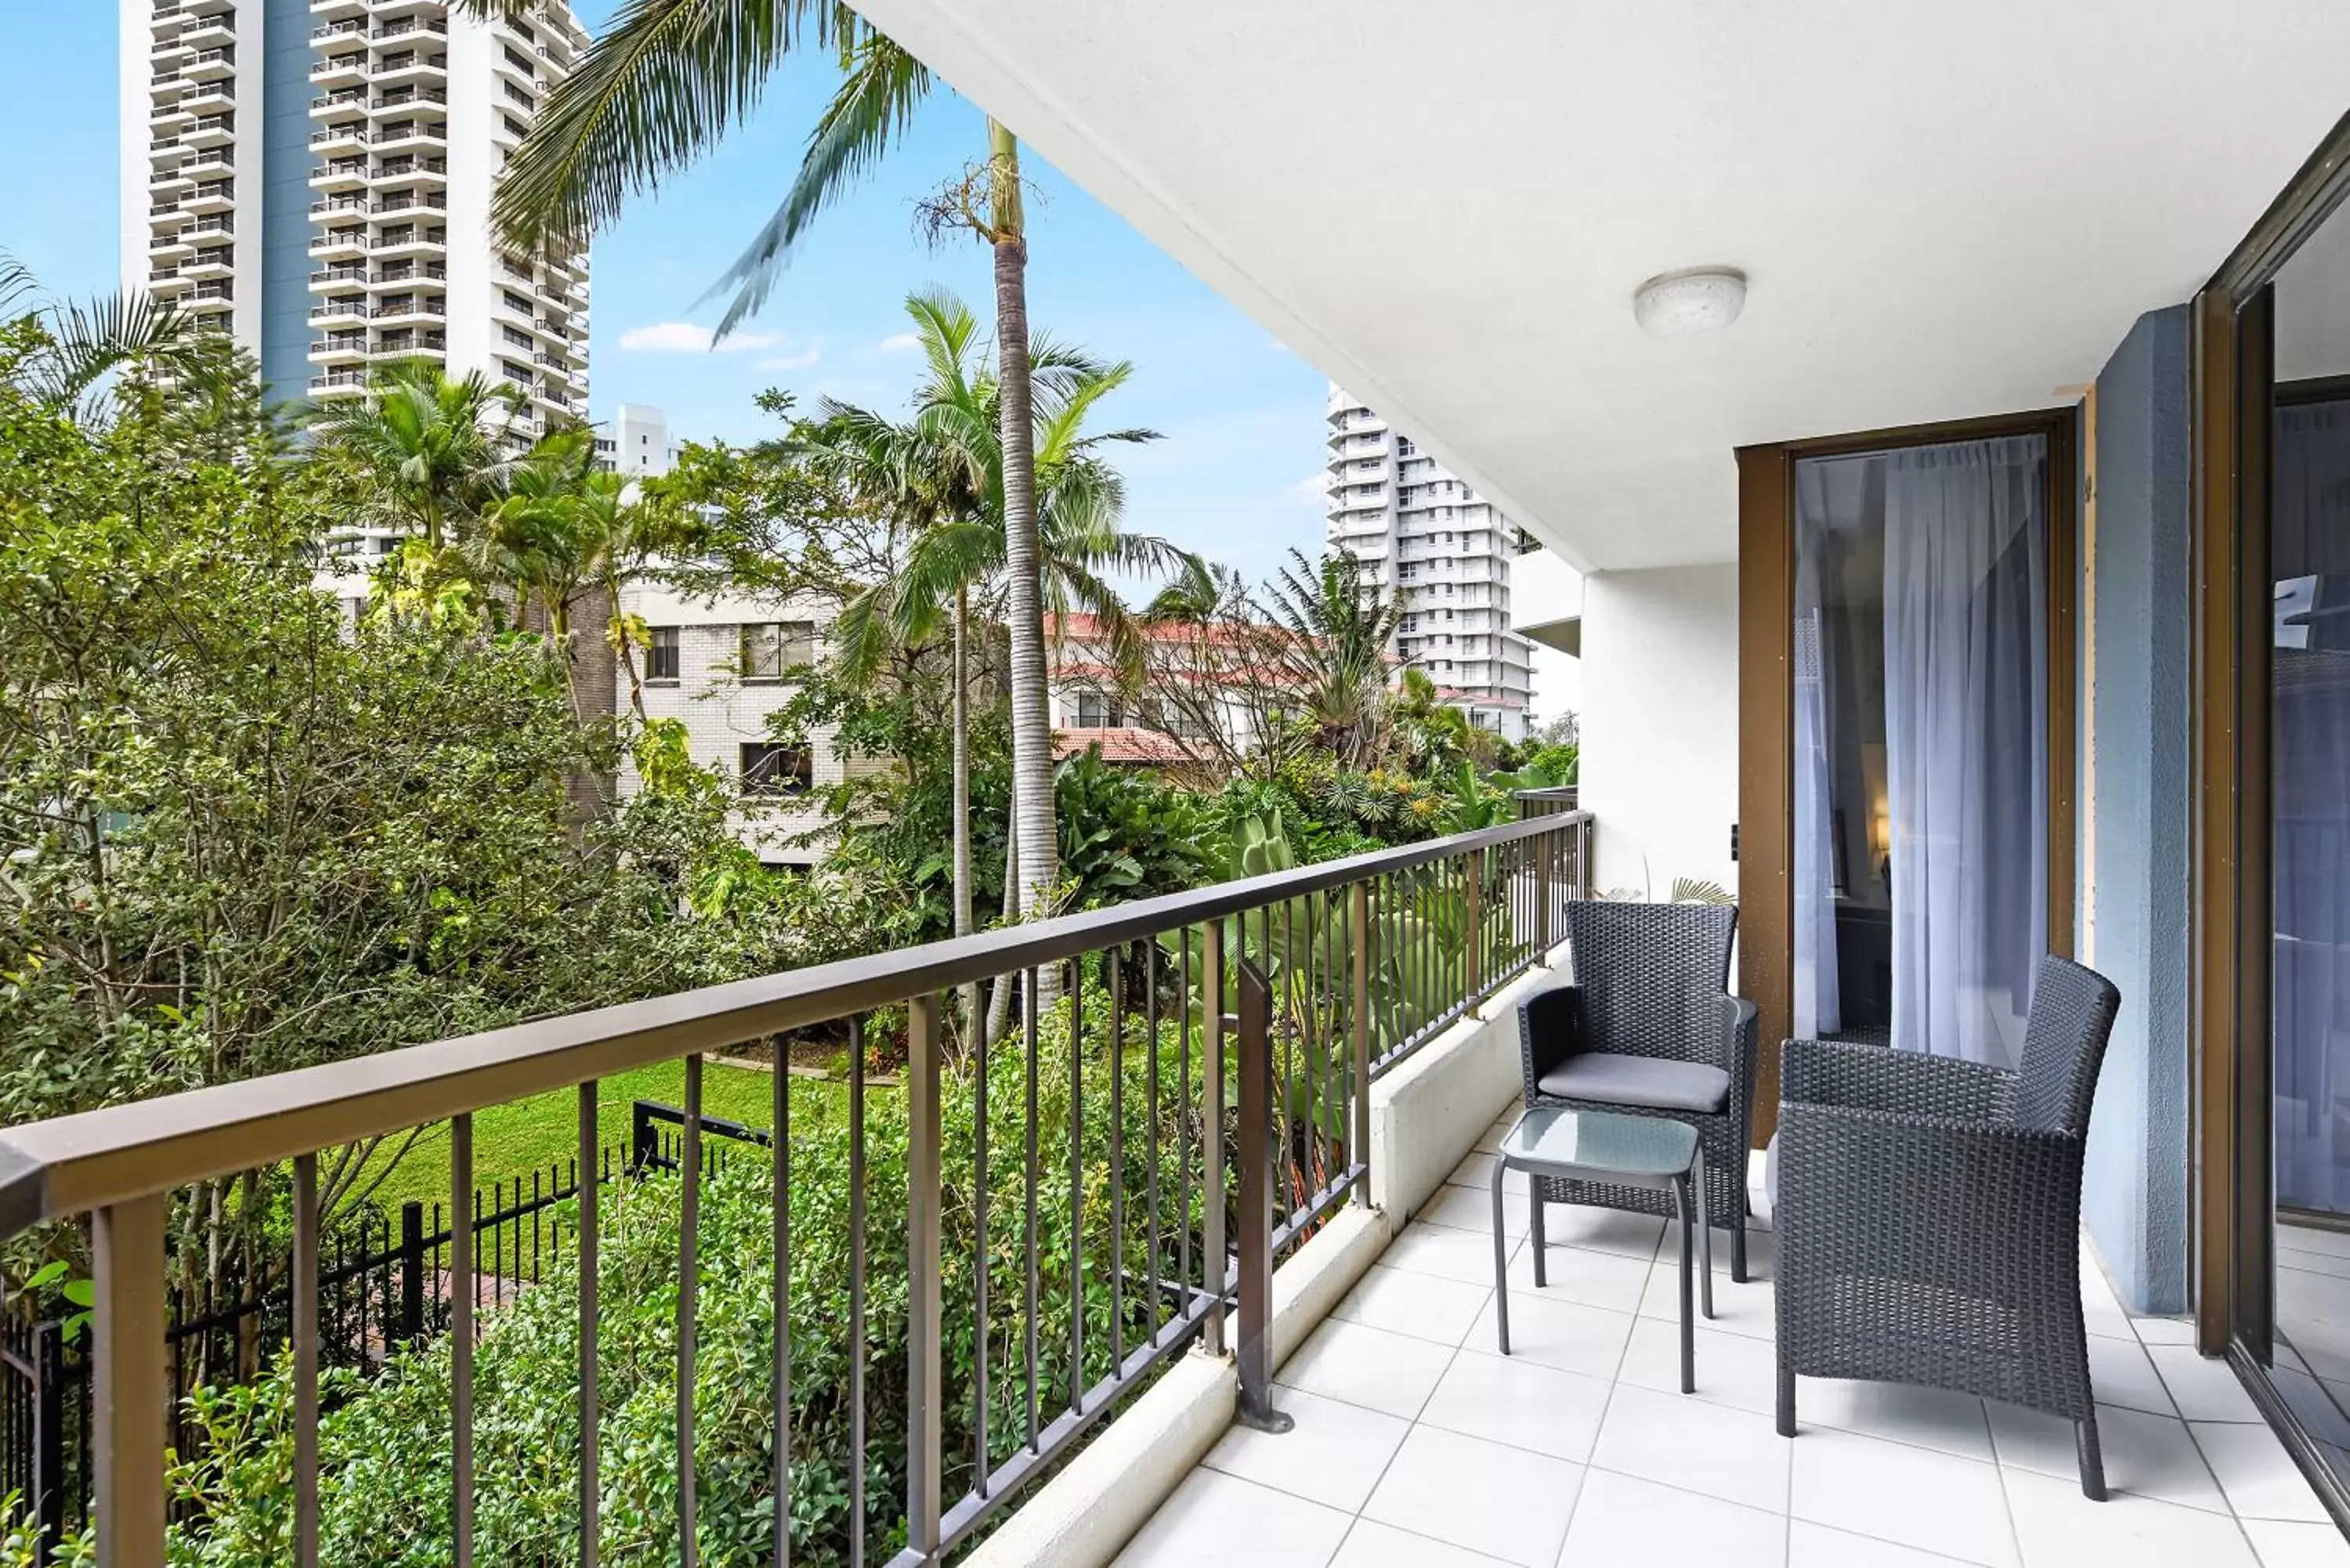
[122,0,590,436]
[1325,385,1537,741]
[618,583,850,868]
[595,403,679,477]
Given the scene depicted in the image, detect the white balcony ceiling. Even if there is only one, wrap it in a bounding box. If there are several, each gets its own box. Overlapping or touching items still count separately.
[850,0,2350,569]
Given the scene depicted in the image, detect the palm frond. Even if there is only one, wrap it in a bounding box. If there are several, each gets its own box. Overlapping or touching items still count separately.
[483,0,853,252]
[711,33,932,336]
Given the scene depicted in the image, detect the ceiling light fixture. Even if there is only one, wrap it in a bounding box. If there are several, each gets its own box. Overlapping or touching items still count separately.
[1632,266,1747,338]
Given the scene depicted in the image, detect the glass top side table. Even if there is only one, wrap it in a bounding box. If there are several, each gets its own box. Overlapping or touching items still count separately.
[1491,1104,1713,1390]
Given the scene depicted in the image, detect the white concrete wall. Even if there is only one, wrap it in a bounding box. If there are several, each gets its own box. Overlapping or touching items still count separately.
[1578,563,1740,900]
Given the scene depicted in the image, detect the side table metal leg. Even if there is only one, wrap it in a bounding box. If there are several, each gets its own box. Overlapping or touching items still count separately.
[1491,1158,1512,1356]
[1672,1171,1694,1393]
[1528,1172,1546,1288]
[1694,1148,1714,1320]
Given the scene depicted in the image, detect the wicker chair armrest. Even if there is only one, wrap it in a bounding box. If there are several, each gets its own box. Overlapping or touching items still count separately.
[1781,1037,2016,1122]
[1518,984,1583,1101]
[1776,1100,2087,1263]
[1723,995,1759,1128]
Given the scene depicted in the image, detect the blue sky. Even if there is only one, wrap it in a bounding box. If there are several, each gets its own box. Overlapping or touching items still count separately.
[0,2,1571,712]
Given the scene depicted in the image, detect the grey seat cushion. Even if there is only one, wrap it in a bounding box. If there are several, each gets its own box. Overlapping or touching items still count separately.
[1537,1053,1731,1115]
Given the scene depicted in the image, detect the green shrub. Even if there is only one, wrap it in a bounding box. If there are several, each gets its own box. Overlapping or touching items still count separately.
[162,989,1224,1566]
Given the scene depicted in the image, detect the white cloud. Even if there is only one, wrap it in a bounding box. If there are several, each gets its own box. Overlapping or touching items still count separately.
[755,348,822,371]
[876,331,923,354]
[1282,472,1329,504]
[617,320,790,354]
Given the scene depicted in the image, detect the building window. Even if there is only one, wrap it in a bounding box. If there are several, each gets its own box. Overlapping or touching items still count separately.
[645,625,679,682]
[739,743,812,797]
[1073,692,1124,729]
[739,621,815,680]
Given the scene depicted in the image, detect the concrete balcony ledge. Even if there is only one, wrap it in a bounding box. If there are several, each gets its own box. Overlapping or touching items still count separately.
[969,951,1564,1568]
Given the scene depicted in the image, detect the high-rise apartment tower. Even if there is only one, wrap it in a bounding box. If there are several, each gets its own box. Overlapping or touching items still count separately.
[121,0,591,435]
[1324,385,1536,741]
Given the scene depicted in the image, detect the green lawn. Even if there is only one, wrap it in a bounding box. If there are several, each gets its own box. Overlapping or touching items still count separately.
[345,1060,850,1219]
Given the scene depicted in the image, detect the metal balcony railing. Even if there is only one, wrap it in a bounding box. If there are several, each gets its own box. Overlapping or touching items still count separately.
[0,811,1591,1564]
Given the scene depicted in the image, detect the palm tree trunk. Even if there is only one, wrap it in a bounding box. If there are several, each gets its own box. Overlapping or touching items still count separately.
[983,791,1019,1049]
[990,120,1058,939]
[953,587,977,1031]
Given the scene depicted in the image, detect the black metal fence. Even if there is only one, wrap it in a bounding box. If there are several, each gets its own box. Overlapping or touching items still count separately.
[0,1100,768,1549]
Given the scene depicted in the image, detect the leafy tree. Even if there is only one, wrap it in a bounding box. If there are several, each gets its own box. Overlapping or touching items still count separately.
[483,2,1070,928]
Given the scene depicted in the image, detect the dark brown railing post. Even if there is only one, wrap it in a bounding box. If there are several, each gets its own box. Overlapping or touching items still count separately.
[1200,919,1227,1355]
[1231,961,1291,1434]
[31,1323,64,1559]
[92,1192,168,1568]
[1465,848,1484,1000]
[397,1201,425,1346]
[905,993,944,1562]
[1350,881,1372,1202]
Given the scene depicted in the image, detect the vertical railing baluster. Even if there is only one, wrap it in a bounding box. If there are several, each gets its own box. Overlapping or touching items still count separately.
[1468,845,1484,1002]
[1107,948,1126,1370]
[1144,941,1162,1345]
[1353,880,1374,1197]
[1068,961,1084,1417]
[1233,961,1291,1434]
[680,1054,702,1568]
[1202,917,1226,1353]
[294,1154,320,1568]
[972,974,991,1500]
[906,993,944,1563]
[774,1029,793,1566]
[579,1084,600,1568]
[1023,970,1041,1454]
[93,1192,168,1568]
[452,1114,474,1568]
[849,1019,869,1566]
[1178,929,1193,1313]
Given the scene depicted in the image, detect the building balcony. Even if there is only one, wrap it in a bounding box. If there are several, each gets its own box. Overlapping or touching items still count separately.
[179,15,233,51]
[309,156,368,190]
[183,114,234,149]
[370,155,447,186]
[182,215,234,244]
[183,182,235,216]
[370,232,446,259]
[309,18,367,45]
[307,264,367,289]
[307,370,368,396]
[372,87,449,111]
[150,102,197,133]
[309,89,367,115]
[372,124,447,149]
[311,334,369,364]
[309,53,367,89]
[309,196,368,221]
[308,0,368,20]
[372,333,445,359]
[308,230,367,261]
[181,252,234,283]
[370,193,445,217]
[371,57,449,91]
[147,231,193,262]
[309,122,367,157]
[182,82,235,116]
[371,16,450,42]
[148,70,186,103]
[371,298,444,323]
[308,298,367,325]
[183,46,235,83]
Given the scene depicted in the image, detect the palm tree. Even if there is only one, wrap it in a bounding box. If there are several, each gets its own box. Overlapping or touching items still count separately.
[804,290,1193,1029]
[475,3,1067,920]
[0,251,240,427]
[1263,547,1406,768]
[306,361,525,552]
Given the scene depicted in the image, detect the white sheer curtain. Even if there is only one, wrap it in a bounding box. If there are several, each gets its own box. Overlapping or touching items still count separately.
[1790,466,1842,1039]
[1881,436,2048,1067]
[2272,400,2350,1215]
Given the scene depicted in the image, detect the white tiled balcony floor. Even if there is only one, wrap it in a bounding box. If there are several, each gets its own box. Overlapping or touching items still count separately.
[1115,1115,2348,1568]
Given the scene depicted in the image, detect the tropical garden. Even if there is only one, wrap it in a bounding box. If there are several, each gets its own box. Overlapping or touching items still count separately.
[0,2,1579,1560]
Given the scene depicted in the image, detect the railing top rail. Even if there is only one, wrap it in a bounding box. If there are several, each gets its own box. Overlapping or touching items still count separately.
[0,812,1587,1234]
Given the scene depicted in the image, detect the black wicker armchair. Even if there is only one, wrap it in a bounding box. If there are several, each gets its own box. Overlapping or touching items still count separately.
[1773,955,2121,1499]
[1517,901,1759,1281]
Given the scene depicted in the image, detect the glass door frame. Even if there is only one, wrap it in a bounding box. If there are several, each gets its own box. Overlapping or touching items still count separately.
[2193,108,2350,1524]
[1734,411,2080,1144]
